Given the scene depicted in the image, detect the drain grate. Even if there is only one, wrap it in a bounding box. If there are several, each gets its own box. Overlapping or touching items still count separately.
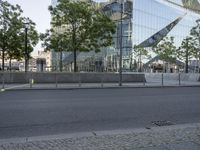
[151,120,175,126]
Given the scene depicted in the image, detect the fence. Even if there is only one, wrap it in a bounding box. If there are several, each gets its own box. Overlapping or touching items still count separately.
[0,72,199,90]
[0,72,146,90]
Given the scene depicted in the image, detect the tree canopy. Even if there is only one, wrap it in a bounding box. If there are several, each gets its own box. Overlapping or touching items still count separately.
[0,0,38,71]
[177,36,197,73]
[133,45,151,72]
[43,0,116,72]
[153,36,177,64]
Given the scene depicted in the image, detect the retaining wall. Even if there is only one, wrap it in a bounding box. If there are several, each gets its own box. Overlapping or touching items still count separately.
[145,73,200,82]
[0,72,145,83]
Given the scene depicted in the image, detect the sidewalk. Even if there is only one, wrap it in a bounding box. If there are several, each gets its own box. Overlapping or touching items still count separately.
[0,123,200,150]
[1,79,200,91]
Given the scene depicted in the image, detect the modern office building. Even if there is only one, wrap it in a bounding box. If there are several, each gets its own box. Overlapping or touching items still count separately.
[50,0,200,72]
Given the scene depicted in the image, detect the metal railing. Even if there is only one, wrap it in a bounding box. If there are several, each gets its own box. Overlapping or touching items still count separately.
[0,72,199,91]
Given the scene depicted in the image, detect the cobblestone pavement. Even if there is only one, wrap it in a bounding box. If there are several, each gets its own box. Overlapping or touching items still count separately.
[0,123,200,150]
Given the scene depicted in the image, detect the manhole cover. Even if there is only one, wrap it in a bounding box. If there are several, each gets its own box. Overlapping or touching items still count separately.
[151,120,175,126]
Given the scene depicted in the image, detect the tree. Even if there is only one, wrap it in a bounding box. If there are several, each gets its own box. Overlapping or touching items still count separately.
[40,28,68,72]
[153,36,177,73]
[133,45,150,72]
[21,17,39,72]
[190,19,200,72]
[177,36,196,73]
[0,1,38,71]
[48,0,116,72]
[0,1,22,71]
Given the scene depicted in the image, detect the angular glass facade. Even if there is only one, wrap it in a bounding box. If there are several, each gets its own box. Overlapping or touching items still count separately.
[133,0,199,47]
[50,0,200,72]
[132,0,200,72]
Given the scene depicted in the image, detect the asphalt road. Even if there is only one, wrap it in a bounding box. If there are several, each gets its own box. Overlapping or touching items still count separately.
[0,87,200,139]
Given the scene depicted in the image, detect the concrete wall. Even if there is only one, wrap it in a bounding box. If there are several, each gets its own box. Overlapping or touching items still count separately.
[0,72,145,83]
[145,73,200,82]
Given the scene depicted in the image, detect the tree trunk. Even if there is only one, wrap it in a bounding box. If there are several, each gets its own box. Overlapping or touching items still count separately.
[59,51,63,72]
[2,49,5,71]
[199,57,200,73]
[72,27,77,72]
[74,48,77,72]
[139,50,142,72]
[185,49,189,73]
[9,58,11,72]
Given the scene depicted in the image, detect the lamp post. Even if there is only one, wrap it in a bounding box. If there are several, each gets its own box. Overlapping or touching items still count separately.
[198,21,200,73]
[24,22,29,72]
[119,0,123,86]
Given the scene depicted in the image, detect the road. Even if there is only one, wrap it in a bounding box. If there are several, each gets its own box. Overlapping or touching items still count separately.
[0,87,200,139]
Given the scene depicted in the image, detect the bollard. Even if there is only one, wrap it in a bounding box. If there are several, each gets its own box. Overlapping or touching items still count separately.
[30,72,33,88]
[101,73,104,88]
[143,74,146,86]
[178,73,181,86]
[78,73,82,87]
[2,72,5,90]
[55,72,58,88]
[161,73,164,86]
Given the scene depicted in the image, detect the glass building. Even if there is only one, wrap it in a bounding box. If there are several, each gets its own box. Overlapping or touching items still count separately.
[50,0,200,72]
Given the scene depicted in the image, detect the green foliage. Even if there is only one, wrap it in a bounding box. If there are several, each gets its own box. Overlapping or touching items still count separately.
[153,36,177,64]
[177,37,196,61]
[133,45,151,60]
[21,17,39,59]
[43,0,116,72]
[132,45,150,72]
[177,36,197,73]
[190,19,200,60]
[0,1,38,70]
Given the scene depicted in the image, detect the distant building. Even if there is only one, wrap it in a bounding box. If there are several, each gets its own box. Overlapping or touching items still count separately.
[33,50,52,72]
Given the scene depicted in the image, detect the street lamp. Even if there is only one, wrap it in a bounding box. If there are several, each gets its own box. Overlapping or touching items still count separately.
[24,21,30,72]
[197,20,200,73]
[119,0,123,86]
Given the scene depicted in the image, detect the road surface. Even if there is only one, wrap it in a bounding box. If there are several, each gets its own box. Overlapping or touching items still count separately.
[0,87,200,139]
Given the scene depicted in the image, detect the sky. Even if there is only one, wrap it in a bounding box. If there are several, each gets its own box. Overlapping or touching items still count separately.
[7,0,52,56]
[6,0,107,56]
[6,0,199,56]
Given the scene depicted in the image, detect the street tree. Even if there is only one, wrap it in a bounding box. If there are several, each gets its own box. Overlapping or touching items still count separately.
[153,36,177,73]
[21,17,39,72]
[177,36,197,73]
[190,19,200,72]
[40,28,68,72]
[133,45,151,72]
[0,1,23,71]
[0,1,38,71]
[48,0,116,72]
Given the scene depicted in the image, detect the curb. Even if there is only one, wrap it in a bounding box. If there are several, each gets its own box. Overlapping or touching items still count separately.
[1,84,200,92]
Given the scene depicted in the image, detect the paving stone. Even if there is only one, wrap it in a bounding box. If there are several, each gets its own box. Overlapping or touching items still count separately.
[165,142,200,150]
[132,145,169,150]
[0,124,200,150]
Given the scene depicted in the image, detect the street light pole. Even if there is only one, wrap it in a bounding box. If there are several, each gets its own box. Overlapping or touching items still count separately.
[119,0,123,86]
[24,23,29,72]
[198,22,200,73]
